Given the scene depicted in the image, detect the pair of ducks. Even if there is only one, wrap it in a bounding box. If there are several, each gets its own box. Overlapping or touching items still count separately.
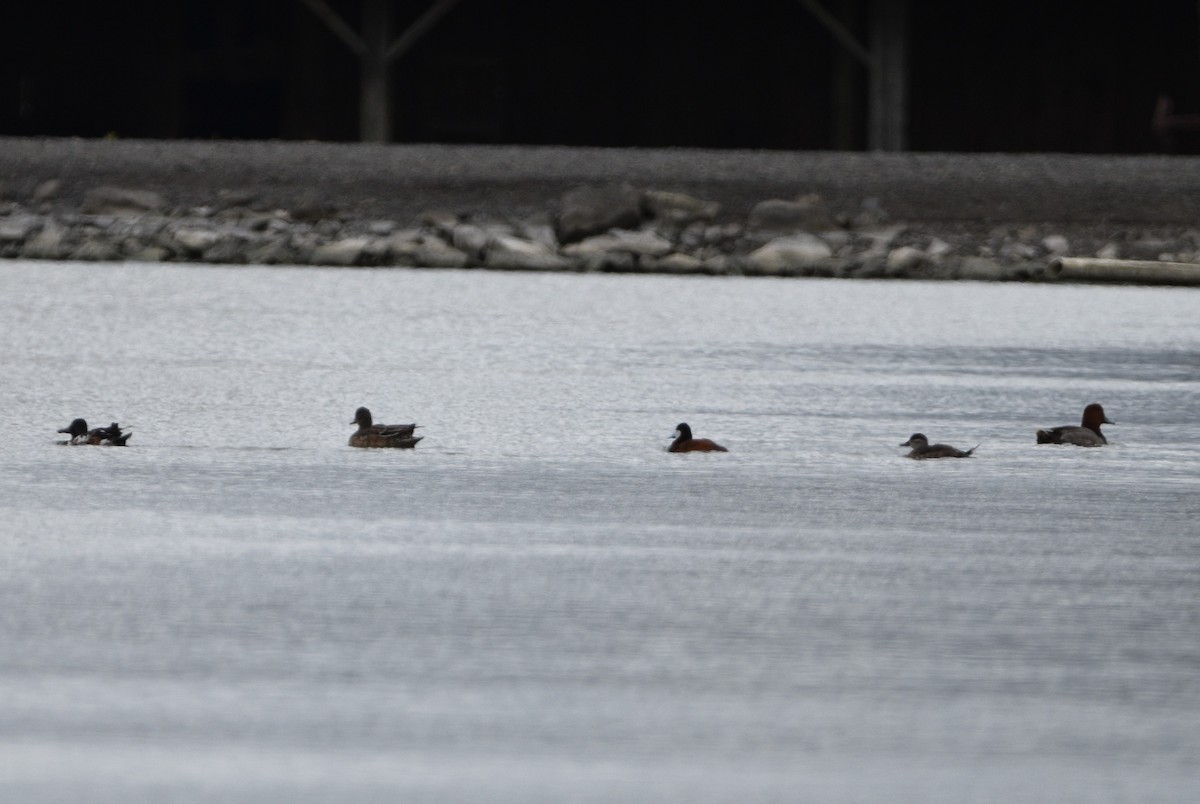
[56,419,132,446]
[901,402,1114,459]
[349,411,725,453]
[54,410,413,449]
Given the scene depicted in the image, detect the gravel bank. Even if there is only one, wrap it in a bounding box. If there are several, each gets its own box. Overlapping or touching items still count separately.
[3,137,1200,283]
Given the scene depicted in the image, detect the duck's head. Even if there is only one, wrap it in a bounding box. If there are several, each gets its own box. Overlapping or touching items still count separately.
[1082,403,1113,427]
[57,418,88,437]
[900,433,928,448]
[673,422,693,440]
[351,407,373,427]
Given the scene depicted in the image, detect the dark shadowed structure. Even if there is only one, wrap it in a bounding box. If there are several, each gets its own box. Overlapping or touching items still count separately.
[3,0,1200,153]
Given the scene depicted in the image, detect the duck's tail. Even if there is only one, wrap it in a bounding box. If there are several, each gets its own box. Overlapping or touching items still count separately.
[964,444,980,456]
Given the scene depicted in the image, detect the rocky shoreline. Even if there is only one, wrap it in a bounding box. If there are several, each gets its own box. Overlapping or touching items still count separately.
[3,138,1200,283]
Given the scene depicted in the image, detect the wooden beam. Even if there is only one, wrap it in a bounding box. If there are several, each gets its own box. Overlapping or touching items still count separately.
[795,0,875,68]
[829,0,862,149]
[298,0,365,57]
[360,0,392,142]
[386,0,466,63]
[868,0,908,151]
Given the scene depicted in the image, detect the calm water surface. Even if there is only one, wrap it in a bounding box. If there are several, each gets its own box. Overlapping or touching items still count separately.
[1,261,1198,802]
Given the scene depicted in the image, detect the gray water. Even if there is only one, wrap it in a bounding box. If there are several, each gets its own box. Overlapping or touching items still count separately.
[1,261,1198,803]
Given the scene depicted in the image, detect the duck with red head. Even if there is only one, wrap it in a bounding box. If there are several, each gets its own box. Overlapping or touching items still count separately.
[349,406,422,449]
[1036,403,1114,447]
[668,422,728,453]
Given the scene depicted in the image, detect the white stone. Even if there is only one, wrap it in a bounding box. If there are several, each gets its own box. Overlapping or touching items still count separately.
[413,240,470,268]
[71,239,121,261]
[746,233,833,272]
[171,227,221,253]
[886,245,927,272]
[518,222,559,250]
[926,238,953,258]
[563,228,673,258]
[749,194,833,231]
[1096,242,1121,259]
[0,214,40,242]
[312,237,370,266]
[858,224,908,258]
[366,220,397,236]
[485,234,572,270]
[451,224,490,257]
[641,190,720,225]
[1041,234,1070,254]
[488,233,552,257]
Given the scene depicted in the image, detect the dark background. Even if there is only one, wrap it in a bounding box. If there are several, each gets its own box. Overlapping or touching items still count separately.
[4,0,1200,153]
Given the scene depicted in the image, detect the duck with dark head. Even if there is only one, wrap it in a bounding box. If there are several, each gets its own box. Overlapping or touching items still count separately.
[349,406,422,449]
[900,433,976,459]
[57,418,131,446]
[668,422,727,453]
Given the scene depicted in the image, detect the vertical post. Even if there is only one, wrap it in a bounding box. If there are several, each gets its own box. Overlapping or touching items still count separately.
[360,0,392,143]
[868,0,908,151]
[829,0,861,149]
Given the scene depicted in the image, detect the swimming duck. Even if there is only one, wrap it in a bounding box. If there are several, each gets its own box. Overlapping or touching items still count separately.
[57,419,132,446]
[1036,403,1113,446]
[900,433,976,459]
[668,422,727,453]
[349,406,422,448]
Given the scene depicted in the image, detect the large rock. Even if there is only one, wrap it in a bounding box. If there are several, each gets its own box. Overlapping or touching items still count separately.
[563,228,673,258]
[1041,234,1070,255]
[202,238,251,265]
[748,193,834,232]
[557,184,643,244]
[746,233,833,273]
[22,221,69,259]
[641,190,720,226]
[886,245,928,274]
[128,244,172,263]
[451,223,490,259]
[517,218,559,250]
[170,226,222,254]
[312,237,371,267]
[0,213,41,243]
[485,233,573,270]
[413,239,470,268]
[81,186,167,216]
[32,179,62,203]
[246,238,298,265]
[70,238,121,261]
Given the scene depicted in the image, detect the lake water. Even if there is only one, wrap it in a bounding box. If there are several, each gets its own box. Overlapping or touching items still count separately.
[1,260,1198,803]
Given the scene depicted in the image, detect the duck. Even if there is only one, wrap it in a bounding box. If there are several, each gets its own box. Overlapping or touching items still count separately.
[57,418,132,446]
[900,433,976,459]
[668,422,728,453]
[1036,403,1113,447]
[349,406,422,448]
